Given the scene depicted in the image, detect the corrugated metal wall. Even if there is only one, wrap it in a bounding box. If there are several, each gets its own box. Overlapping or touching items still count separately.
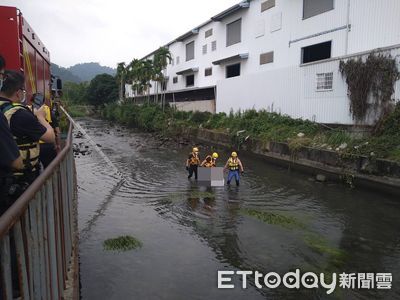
[217,46,400,125]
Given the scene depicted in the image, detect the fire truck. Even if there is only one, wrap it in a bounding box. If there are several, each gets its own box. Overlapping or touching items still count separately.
[0,5,58,104]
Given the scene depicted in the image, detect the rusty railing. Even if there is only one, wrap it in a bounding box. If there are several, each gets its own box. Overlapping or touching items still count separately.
[0,122,78,299]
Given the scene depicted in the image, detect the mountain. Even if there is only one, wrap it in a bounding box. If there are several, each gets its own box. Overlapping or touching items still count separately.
[51,62,116,83]
[51,63,82,83]
[69,63,116,82]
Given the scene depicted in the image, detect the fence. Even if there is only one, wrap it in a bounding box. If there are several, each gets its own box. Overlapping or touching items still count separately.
[0,122,78,299]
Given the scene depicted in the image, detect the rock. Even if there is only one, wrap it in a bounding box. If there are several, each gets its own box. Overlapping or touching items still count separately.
[96,144,102,147]
[297,132,305,138]
[316,174,327,182]
[370,152,376,157]
[339,143,348,150]
[327,146,333,150]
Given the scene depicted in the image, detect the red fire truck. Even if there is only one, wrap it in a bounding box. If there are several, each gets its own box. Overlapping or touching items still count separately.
[0,5,53,104]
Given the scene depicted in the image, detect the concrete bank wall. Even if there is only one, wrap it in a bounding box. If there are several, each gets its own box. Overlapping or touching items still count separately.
[188,128,400,196]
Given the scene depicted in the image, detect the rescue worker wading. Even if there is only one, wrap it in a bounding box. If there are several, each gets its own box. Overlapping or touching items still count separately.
[0,71,55,199]
[224,151,244,186]
[201,152,218,167]
[186,147,200,180]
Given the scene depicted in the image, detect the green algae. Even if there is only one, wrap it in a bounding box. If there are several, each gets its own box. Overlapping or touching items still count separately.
[303,233,348,268]
[241,208,306,230]
[103,235,142,252]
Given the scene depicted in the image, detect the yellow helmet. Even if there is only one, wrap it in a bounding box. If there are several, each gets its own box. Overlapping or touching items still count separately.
[212,152,219,159]
[193,147,199,152]
[231,151,238,157]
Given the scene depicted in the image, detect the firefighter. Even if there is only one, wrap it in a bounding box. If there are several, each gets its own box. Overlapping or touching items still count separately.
[30,93,60,168]
[201,152,219,167]
[0,56,24,212]
[224,151,244,186]
[0,71,55,199]
[186,147,200,180]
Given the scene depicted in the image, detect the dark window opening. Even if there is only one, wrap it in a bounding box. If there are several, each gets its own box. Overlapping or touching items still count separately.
[186,41,195,61]
[173,76,178,84]
[161,81,167,91]
[303,0,334,19]
[226,19,241,47]
[205,68,212,77]
[186,74,194,87]
[226,63,241,78]
[301,41,331,64]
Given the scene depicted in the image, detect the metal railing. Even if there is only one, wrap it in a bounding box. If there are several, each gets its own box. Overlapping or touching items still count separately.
[0,122,78,299]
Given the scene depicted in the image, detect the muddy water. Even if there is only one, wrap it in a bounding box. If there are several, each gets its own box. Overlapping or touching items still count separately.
[76,118,400,300]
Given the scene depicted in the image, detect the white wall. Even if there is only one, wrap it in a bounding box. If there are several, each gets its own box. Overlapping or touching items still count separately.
[171,100,215,113]
[133,0,400,124]
[217,46,400,125]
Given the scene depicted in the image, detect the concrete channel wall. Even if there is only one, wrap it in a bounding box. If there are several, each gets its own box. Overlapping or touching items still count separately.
[188,128,400,197]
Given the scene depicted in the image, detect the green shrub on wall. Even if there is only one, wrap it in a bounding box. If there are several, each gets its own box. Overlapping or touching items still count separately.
[339,53,399,124]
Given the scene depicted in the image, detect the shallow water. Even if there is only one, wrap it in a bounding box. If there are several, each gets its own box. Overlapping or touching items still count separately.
[77,118,400,300]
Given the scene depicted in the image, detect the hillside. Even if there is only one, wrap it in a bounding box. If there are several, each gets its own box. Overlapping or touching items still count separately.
[51,63,82,83]
[51,62,116,83]
[68,62,116,82]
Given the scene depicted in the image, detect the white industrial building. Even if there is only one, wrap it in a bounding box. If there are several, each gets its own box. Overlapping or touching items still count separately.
[126,0,400,125]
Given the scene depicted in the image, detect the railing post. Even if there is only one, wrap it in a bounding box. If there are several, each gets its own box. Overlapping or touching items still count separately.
[13,220,30,299]
[30,192,42,299]
[53,169,64,295]
[0,233,13,300]
[24,209,34,298]
[46,177,60,299]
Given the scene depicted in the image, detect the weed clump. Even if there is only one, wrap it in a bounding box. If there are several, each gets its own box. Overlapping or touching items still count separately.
[241,208,305,230]
[103,235,142,252]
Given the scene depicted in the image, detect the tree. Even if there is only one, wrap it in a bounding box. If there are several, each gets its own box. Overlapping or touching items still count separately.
[116,62,126,102]
[86,73,118,107]
[63,81,89,104]
[153,47,172,108]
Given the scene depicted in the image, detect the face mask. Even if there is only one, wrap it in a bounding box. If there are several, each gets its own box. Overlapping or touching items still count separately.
[18,90,27,104]
[21,93,27,105]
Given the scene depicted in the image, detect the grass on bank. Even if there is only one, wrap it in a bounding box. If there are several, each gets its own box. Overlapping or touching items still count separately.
[101,102,400,162]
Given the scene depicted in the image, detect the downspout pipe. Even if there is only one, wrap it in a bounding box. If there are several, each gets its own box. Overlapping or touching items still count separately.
[345,0,351,55]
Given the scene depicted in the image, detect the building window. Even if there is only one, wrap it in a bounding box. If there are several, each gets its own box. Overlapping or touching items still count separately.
[260,51,274,65]
[186,74,194,87]
[176,56,180,65]
[301,41,331,64]
[303,0,334,19]
[226,19,241,47]
[211,41,217,51]
[205,29,213,38]
[173,76,178,84]
[205,67,212,77]
[261,0,275,12]
[171,58,174,66]
[226,63,241,78]
[186,41,195,61]
[202,44,207,55]
[316,72,333,91]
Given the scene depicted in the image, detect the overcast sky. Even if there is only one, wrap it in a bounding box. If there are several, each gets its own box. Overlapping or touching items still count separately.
[1,0,239,68]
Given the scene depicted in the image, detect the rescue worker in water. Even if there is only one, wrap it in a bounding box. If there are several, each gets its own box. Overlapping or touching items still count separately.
[201,152,219,167]
[224,151,244,186]
[186,147,200,180]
